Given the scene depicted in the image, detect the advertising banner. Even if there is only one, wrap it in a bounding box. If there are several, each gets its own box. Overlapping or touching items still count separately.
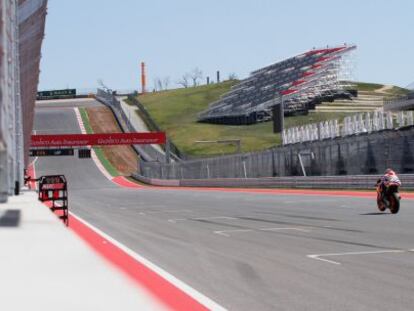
[31,133,166,147]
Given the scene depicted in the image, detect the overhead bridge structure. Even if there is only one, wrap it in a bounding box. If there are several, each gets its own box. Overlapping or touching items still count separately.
[198,44,356,125]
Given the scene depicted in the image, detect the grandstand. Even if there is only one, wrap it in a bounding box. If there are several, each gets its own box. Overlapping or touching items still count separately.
[198,44,357,125]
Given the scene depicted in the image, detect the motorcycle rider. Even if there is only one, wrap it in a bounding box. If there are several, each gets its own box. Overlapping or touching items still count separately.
[377,168,401,204]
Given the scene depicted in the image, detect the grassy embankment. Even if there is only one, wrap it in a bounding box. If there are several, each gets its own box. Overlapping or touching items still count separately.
[133,81,408,157]
[351,81,409,96]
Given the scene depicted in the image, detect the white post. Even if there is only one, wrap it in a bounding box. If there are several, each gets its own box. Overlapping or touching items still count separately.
[334,119,339,137]
[407,111,414,126]
[386,111,393,129]
[397,111,404,127]
[242,161,247,178]
[319,122,324,140]
[378,111,385,130]
[298,153,306,177]
[365,112,372,132]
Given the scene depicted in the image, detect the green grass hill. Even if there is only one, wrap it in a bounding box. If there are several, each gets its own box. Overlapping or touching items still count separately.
[132,81,408,157]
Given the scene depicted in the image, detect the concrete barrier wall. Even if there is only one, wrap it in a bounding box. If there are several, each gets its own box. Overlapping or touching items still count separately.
[282,126,414,176]
[139,126,414,180]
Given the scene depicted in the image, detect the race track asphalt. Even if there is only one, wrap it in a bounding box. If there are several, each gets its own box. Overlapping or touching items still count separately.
[33,101,414,311]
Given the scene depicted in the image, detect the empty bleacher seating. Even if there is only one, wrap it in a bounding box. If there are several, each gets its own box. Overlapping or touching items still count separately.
[198,44,356,125]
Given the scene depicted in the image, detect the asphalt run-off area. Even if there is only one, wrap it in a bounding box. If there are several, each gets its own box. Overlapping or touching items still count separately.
[32,99,414,311]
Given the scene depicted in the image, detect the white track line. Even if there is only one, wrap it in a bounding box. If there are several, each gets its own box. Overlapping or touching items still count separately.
[139,209,192,216]
[73,107,113,181]
[214,229,253,237]
[307,249,408,265]
[69,212,227,311]
[260,227,311,233]
[168,216,238,224]
[214,227,310,237]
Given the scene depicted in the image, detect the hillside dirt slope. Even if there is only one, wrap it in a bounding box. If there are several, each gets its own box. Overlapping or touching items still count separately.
[86,106,138,175]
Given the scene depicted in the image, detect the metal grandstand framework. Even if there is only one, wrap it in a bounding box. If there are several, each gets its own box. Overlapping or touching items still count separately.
[198,44,357,125]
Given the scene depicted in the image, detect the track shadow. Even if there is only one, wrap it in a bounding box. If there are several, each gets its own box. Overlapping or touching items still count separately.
[360,212,390,216]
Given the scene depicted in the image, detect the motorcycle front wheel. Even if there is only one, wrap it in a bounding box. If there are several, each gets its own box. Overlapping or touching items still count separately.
[389,193,400,214]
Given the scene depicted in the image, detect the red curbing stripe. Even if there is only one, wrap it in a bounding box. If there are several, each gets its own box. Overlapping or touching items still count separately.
[163,187,414,199]
[67,214,210,311]
[161,186,379,198]
[111,176,147,189]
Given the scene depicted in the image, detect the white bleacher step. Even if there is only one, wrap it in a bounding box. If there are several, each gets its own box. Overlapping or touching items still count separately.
[313,106,380,111]
[309,109,380,113]
[321,101,383,107]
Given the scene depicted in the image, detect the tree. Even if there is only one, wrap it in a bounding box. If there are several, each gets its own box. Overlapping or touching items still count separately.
[163,76,170,90]
[190,67,203,87]
[157,78,163,91]
[177,73,191,88]
[153,78,161,91]
[228,72,238,80]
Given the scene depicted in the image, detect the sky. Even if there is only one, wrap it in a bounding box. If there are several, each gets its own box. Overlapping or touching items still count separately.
[39,0,414,91]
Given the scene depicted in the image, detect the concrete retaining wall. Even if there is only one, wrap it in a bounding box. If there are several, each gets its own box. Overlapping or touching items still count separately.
[139,126,414,179]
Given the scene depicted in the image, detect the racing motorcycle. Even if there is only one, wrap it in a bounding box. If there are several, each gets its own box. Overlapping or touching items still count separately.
[376,181,401,214]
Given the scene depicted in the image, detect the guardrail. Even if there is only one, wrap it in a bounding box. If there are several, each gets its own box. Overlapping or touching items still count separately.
[132,173,414,190]
[95,89,167,162]
[126,96,184,159]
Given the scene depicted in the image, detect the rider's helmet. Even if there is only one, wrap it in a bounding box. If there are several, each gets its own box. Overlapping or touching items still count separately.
[385,168,395,175]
